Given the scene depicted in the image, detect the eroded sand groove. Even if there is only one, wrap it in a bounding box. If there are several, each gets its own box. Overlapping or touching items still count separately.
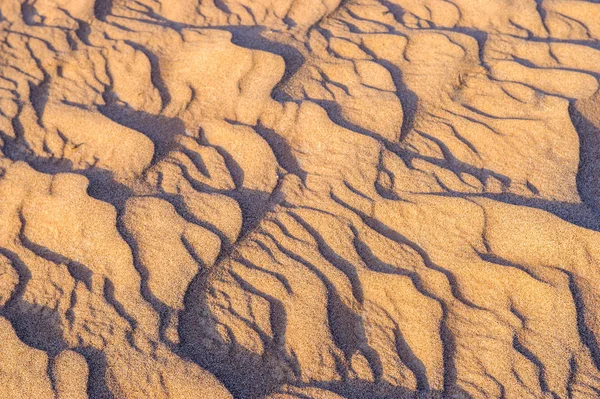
[1,0,600,398]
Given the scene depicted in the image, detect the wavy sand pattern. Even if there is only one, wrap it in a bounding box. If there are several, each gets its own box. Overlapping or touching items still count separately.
[1,0,600,398]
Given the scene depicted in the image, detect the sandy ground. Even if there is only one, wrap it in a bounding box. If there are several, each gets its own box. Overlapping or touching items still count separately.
[1,0,600,398]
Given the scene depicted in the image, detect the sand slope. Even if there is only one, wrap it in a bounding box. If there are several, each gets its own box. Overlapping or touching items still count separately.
[1,0,600,398]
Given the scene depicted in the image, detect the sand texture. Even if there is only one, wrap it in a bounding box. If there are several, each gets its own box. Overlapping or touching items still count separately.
[1,0,600,398]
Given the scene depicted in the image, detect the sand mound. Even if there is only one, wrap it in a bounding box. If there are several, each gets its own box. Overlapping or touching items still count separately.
[1,0,600,398]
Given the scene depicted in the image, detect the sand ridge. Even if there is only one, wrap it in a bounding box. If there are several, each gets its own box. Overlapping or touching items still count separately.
[1,0,600,398]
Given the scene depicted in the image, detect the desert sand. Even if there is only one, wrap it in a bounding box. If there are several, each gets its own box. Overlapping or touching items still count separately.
[0,0,600,398]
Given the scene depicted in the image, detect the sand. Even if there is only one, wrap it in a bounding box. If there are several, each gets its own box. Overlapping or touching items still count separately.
[0,0,600,398]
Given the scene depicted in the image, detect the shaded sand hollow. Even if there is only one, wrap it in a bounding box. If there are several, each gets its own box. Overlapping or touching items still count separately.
[2,0,600,398]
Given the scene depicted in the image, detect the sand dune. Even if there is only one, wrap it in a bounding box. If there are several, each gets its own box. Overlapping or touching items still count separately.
[1,0,600,398]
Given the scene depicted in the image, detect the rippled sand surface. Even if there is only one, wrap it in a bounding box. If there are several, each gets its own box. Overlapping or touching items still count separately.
[1,1,600,398]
